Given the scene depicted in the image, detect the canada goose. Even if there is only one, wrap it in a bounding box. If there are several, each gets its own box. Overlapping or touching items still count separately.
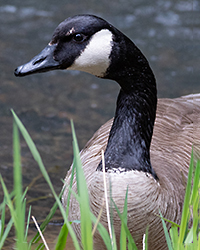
[14,14,200,250]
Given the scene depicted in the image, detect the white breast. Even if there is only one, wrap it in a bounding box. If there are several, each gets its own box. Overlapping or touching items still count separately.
[69,29,113,77]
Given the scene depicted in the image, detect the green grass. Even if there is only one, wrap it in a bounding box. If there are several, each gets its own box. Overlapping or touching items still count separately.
[160,151,200,250]
[0,110,199,249]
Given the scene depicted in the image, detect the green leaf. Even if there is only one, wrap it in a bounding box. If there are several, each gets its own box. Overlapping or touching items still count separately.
[112,197,137,250]
[178,150,194,246]
[71,120,93,250]
[184,226,194,245]
[0,175,17,229]
[0,217,13,249]
[144,226,149,250]
[55,223,69,250]
[35,243,45,250]
[65,162,75,218]
[169,226,179,249]
[13,119,26,248]
[159,210,173,250]
[25,206,32,242]
[11,110,81,250]
[120,187,128,250]
[90,213,112,250]
[191,160,200,246]
[29,192,61,245]
[0,198,6,240]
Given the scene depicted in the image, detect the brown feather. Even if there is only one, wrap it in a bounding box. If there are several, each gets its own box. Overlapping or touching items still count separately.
[62,93,200,250]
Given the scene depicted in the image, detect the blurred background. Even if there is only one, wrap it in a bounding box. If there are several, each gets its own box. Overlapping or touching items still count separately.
[0,0,200,248]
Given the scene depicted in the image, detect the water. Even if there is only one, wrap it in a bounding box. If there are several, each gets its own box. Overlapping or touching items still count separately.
[0,0,200,248]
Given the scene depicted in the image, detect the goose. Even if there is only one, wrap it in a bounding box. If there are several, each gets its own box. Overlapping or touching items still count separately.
[14,14,200,250]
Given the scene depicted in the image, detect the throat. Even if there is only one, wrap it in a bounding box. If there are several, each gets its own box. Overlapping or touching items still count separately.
[97,86,158,180]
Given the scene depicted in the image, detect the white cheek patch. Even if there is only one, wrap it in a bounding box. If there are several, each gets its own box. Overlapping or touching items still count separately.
[69,29,113,77]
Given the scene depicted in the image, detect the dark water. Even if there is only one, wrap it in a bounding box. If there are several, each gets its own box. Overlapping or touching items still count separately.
[0,0,200,248]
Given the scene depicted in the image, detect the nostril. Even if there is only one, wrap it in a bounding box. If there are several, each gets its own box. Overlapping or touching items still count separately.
[33,56,47,65]
[14,65,23,76]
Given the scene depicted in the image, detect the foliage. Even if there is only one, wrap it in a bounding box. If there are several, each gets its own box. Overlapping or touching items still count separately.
[0,111,199,249]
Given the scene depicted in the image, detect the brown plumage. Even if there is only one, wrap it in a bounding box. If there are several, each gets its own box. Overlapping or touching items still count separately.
[14,15,200,250]
[63,94,200,250]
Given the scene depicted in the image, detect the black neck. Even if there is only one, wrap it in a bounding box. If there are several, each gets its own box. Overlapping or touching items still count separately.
[97,39,158,179]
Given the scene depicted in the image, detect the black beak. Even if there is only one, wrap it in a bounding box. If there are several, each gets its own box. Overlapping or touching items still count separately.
[14,44,60,77]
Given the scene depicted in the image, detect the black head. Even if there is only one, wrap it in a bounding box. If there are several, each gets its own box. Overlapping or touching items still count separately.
[14,14,155,94]
[14,15,115,77]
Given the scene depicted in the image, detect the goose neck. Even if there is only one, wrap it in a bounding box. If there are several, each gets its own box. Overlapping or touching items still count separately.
[98,73,158,179]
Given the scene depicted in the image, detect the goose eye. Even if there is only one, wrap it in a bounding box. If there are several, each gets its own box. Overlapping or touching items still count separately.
[73,33,85,42]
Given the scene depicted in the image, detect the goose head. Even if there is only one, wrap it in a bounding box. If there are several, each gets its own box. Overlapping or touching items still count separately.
[15,15,112,77]
[14,15,155,92]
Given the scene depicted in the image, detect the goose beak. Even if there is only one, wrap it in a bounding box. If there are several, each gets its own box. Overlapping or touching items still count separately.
[14,44,60,77]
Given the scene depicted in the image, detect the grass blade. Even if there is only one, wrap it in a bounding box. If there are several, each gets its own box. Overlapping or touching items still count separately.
[0,217,13,249]
[25,205,32,241]
[184,226,194,244]
[178,150,194,246]
[0,198,6,240]
[32,216,50,250]
[112,197,137,250]
[35,243,45,250]
[102,150,113,246]
[90,213,112,249]
[0,176,17,229]
[120,187,128,250]
[64,162,75,218]
[169,226,179,249]
[29,191,62,245]
[191,160,200,246]
[55,223,69,250]
[11,110,81,250]
[159,210,173,250]
[71,120,93,250]
[13,118,27,249]
[143,226,149,250]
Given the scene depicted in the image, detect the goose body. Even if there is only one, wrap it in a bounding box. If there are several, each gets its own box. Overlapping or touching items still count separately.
[64,94,200,250]
[14,15,200,250]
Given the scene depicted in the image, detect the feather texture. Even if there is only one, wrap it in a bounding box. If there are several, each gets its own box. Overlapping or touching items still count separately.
[63,93,200,250]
